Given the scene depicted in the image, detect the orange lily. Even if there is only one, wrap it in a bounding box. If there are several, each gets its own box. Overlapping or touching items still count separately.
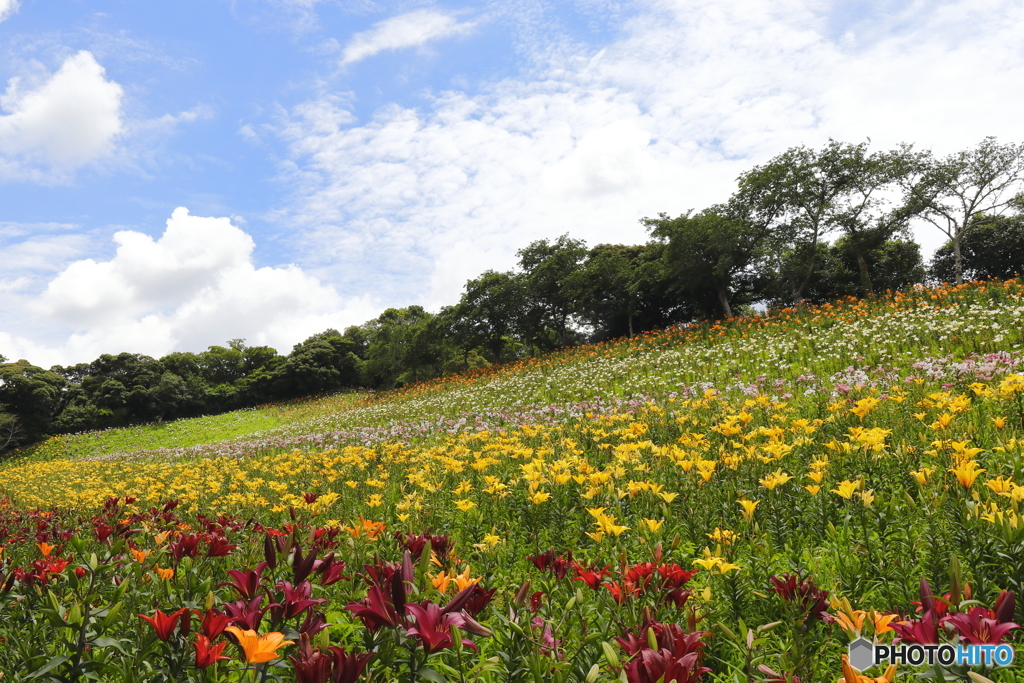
[453,566,481,592]
[870,611,897,636]
[837,654,896,683]
[224,626,294,664]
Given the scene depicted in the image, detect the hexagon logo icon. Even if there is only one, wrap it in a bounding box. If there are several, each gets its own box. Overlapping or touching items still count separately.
[848,638,875,672]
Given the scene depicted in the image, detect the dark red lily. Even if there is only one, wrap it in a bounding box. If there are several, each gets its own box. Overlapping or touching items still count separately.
[316,554,348,587]
[218,565,267,600]
[289,633,375,683]
[207,536,237,557]
[618,621,709,683]
[275,580,329,620]
[345,583,402,632]
[993,589,1016,624]
[223,595,274,631]
[169,533,201,563]
[943,606,1020,645]
[890,610,940,644]
[398,531,453,562]
[769,573,831,622]
[292,544,321,584]
[405,602,479,654]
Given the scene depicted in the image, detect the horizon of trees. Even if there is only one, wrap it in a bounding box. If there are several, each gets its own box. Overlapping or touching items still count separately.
[3,137,1024,453]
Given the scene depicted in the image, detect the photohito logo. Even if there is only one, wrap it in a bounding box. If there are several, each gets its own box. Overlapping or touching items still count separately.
[847,638,1015,671]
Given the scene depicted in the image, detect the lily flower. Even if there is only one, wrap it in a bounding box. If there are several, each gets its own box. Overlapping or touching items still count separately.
[197,608,231,640]
[942,606,1020,644]
[837,654,896,683]
[194,634,230,669]
[405,602,478,654]
[218,565,268,600]
[345,583,402,632]
[224,626,294,664]
[274,580,329,620]
[139,607,190,641]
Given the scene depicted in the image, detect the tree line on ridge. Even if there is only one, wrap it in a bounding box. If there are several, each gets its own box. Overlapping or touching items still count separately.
[3,137,1024,453]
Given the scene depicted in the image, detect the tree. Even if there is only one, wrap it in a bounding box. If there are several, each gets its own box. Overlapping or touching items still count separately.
[903,137,1024,284]
[578,244,645,338]
[361,307,451,388]
[517,236,589,350]
[262,330,360,397]
[451,270,526,363]
[929,212,1024,283]
[736,139,920,301]
[0,360,67,444]
[644,207,765,319]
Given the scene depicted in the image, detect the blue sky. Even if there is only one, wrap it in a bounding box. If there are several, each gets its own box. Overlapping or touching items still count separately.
[2,0,1023,366]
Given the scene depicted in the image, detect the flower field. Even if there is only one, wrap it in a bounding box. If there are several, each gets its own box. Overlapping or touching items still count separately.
[2,281,1024,682]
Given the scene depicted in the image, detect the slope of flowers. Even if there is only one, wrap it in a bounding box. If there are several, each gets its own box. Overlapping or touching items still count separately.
[1,281,1023,682]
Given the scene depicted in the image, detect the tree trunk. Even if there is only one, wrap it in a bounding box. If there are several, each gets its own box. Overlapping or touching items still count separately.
[793,231,821,302]
[953,232,964,285]
[717,285,733,319]
[855,249,874,297]
[628,311,634,337]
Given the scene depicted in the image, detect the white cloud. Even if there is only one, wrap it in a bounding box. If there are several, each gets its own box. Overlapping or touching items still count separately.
[341,9,477,65]
[278,0,1024,310]
[6,208,379,367]
[0,51,124,179]
[0,0,18,23]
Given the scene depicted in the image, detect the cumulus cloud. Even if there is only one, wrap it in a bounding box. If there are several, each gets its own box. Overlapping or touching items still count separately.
[341,9,477,64]
[0,51,124,179]
[279,0,1024,310]
[9,208,378,367]
[0,0,18,22]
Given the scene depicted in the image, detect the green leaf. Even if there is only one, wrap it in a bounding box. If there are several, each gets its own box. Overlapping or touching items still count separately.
[25,655,70,680]
[417,667,447,683]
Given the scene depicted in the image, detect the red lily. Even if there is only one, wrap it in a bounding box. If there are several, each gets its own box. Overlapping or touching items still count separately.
[405,602,478,654]
[316,555,348,587]
[206,536,237,557]
[218,565,267,600]
[943,606,1021,645]
[139,607,190,641]
[573,565,611,590]
[169,533,201,563]
[658,563,699,590]
[890,610,940,644]
[194,634,230,668]
[223,595,275,631]
[197,608,231,640]
[275,580,330,620]
[345,583,402,632]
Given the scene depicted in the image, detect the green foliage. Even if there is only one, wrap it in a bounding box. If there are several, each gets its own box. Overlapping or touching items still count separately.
[644,207,764,318]
[903,136,1024,284]
[930,214,1024,283]
[0,360,66,444]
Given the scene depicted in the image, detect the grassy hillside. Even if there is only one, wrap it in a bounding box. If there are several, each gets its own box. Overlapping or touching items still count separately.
[1,280,1023,682]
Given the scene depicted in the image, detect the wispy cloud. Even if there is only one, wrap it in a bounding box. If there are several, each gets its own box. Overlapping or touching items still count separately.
[340,9,477,65]
[277,0,1024,313]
